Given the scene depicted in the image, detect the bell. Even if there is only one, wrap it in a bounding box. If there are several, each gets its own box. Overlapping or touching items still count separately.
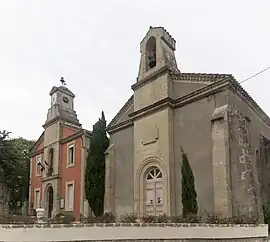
[149,59,156,68]
[148,50,156,68]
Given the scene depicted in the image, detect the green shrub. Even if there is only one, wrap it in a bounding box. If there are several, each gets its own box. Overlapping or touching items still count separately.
[120,213,138,223]
[0,213,36,224]
[53,211,75,224]
[156,214,169,223]
[141,215,157,223]
[263,202,270,226]
[141,214,169,223]
[228,215,258,225]
[182,213,201,223]
[204,214,229,224]
[96,212,115,223]
[204,213,258,225]
[170,215,184,223]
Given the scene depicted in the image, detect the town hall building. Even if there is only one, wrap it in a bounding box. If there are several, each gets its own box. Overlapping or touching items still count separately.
[29,80,91,219]
[104,26,270,219]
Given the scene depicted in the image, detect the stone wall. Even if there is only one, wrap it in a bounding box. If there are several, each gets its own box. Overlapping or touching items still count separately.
[0,223,268,242]
[228,107,262,218]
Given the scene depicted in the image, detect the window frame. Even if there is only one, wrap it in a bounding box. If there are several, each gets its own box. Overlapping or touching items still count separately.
[65,181,74,211]
[34,188,41,209]
[67,142,75,168]
[36,156,42,177]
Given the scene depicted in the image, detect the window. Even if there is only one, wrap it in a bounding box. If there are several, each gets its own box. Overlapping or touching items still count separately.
[47,148,54,176]
[65,182,74,211]
[36,156,41,176]
[34,189,40,209]
[68,144,75,166]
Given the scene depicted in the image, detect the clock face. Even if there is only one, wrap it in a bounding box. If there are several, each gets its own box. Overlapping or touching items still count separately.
[63,96,69,104]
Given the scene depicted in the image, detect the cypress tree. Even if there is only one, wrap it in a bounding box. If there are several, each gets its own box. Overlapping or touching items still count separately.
[85,111,109,216]
[181,146,198,217]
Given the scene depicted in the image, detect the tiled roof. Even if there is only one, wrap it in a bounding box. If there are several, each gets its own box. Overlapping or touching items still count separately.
[170,72,233,83]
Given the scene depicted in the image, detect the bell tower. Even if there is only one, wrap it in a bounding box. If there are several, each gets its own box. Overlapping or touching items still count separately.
[137,26,180,82]
[133,26,179,112]
[132,27,177,216]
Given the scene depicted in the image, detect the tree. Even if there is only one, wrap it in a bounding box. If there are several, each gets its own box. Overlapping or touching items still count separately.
[7,138,35,206]
[0,131,35,212]
[85,111,109,216]
[181,146,198,217]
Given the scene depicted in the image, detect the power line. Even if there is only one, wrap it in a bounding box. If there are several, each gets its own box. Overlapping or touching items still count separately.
[240,66,270,84]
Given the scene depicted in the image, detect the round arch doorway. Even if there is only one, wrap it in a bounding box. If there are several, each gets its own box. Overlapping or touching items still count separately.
[145,167,164,216]
[47,186,53,218]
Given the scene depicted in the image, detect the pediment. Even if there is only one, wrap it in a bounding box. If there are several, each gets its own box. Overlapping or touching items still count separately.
[30,132,44,156]
[49,86,75,98]
[107,95,134,129]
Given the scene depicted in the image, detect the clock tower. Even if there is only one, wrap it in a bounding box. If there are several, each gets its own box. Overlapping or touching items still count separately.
[45,78,81,127]
[29,77,90,219]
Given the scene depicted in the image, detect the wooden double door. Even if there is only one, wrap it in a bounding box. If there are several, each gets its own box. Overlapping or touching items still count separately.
[145,167,164,216]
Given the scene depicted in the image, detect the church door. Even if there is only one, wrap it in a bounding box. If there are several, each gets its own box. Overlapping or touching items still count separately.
[145,167,163,215]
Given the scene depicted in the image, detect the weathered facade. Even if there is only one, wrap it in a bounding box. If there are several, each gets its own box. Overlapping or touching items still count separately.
[104,26,270,218]
[29,83,91,219]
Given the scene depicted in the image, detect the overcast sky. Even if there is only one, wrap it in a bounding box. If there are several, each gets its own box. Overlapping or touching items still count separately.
[0,0,269,140]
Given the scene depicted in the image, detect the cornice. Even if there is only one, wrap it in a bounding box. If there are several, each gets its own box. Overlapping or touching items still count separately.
[30,148,44,158]
[228,78,270,126]
[43,116,81,129]
[30,132,44,155]
[107,120,134,134]
[42,174,61,182]
[61,121,81,132]
[131,65,169,91]
[107,95,134,129]
[129,97,174,119]
[108,77,231,133]
[60,130,84,144]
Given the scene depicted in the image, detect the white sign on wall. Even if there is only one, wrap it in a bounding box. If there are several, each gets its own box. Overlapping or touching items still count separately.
[60,199,65,209]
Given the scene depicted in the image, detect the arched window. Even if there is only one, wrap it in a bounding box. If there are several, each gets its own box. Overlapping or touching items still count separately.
[146,37,156,70]
[145,166,163,215]
[146,167,162,180]
[47,148,54,176]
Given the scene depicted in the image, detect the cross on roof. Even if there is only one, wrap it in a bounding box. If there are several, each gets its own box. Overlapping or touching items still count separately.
[60,77,66,86]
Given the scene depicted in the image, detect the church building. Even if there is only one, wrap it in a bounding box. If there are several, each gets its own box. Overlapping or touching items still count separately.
[29,79,91,219]
[104,26,270,219]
